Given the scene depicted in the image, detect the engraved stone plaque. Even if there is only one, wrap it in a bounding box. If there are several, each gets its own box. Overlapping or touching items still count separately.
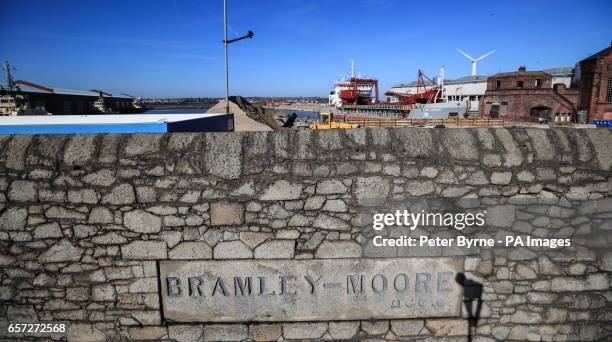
[159,258,463,322]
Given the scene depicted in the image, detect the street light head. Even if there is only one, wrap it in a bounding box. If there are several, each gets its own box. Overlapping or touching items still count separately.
[225,31,255,44]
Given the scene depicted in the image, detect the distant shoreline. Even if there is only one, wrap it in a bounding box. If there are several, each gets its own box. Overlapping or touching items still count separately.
[146,104,214,110]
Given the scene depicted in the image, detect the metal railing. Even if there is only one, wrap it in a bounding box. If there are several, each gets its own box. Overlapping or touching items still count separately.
[333,116,505,127]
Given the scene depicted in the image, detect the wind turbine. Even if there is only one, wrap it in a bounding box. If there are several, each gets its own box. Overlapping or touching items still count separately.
[456,49,495,76]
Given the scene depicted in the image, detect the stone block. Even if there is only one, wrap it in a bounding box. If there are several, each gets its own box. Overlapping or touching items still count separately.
[601,252,612,272]
[83,169,116,186]
[304,196,326,210]
[38,239,83,263]
[123,209,162,233]
[92,284,116,301]
[67,189,98,204]
[124,134,161,155]
[129,278,158,293]
[329,321,359,339]
[8,180,37,202]
[316,179,348,194]
[510,310,542,323]
[526,128,554,161]
[5,135,32,170]
[131,310,161,325]
[210,202,244,225]
[354,176,390,206]
[254,240,295,259]
[92,232,127,245]
[249,324,282,341]
[315,240,361,258]
[128,327,168,340]
[0,207,27,231]
[240,231,273,249]
[495,130,523,167]
[486,205,515,227]
[391,320,424,336]
[491,172,512,185]
[322,199,348,212]
[442,130,477,160]
[259,180,302,201]
[64,135,97,166]
[88,206,114,224]
[406,180,435,196]
[393,129,433,158]
[169,242,212,259]
[213,240,253,259]
[362,320,389,335]
[203,324,248,341]
[67,323,106,342]
[425,319,468,336]
[122,241,167,260]
[102,183,135,205]
[283,323,327,339]
[33,222,62,239]
[168,325,204,342]
[551,274,608,292]
[312,214,350,231]
[206,133,243,180]
[586,128,612,170]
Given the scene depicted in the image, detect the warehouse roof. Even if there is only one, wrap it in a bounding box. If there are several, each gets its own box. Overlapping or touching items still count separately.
[2,80,134,99]
[580,46,611,62]
[541,67,574,76]
[492,67,550,78]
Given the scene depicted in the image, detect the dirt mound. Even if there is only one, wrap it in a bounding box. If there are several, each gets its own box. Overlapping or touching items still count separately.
[207,98,274,132]
[228,96,280,130]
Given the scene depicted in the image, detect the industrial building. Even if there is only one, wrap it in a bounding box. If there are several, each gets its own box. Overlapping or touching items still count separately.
[0,80,141,115]
[577,45,612,121]
[478,66,579,122]
[477,44,612,123]
[387,67,575,113]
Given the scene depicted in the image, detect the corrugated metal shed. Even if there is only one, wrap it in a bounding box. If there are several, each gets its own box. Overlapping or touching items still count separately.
[5,80,136,99]
[53,87,98,97]
[0,83,48,94]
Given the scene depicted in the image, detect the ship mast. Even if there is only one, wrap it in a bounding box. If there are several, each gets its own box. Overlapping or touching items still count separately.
[223,0,229,114]
[2,60,18,93]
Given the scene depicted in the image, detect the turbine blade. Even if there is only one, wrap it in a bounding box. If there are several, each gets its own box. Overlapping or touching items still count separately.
[456,49,475,62]
[476,50,496,62]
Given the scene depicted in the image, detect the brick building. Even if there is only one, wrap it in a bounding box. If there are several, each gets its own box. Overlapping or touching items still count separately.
[578,45,612,120]
[479,67,579,122]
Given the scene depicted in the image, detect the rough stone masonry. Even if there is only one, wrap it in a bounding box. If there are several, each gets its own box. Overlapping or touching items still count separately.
[0,127,611,341]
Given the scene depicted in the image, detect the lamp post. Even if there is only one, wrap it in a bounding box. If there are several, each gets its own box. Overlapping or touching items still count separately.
[223,0,254,114]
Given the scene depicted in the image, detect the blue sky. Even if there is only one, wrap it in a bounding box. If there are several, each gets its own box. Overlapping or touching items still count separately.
[1,0,610,98]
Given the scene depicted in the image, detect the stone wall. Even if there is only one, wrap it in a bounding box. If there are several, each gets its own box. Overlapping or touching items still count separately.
[0,128,611,341]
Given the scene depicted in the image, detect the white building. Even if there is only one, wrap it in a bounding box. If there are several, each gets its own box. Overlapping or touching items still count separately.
[541,67,575,88]
[387,67,575,112]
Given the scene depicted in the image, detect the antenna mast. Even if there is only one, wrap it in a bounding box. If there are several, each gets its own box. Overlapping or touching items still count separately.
[222,0,254,114]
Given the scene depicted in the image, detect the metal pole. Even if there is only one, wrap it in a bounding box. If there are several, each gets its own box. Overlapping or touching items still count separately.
[223,0,229,114]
